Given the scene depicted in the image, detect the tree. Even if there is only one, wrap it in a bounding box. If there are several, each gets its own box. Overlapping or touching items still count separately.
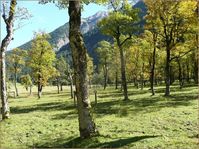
[145,0,197,96]
[0,0,17,119]
[141,30,159,95]
[68,1,98,138]
[20,74,33,95]
[98,1,139,100]
[55,56,68,94]
[39,0,107,138]
[28,33,57,99]
[95,40,112,90]
[7,48,27,96]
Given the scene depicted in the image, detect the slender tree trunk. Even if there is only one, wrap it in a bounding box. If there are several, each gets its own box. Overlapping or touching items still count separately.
[150,35,156,96]
[69,0,98,138]
[38,75,42,99]
[103,63,108,90]
[29,85,32,96]
[140,63,144,90]
[186,62,190,83]
[117,42,128,101]
[177,58,183,89]
[0,0,17,119]
[69,75,74,99]
[165,46,171,96]
[115,71,118,89]
[14,71,19,96]
[57,78,60,94]
[57,85,60,94]
[60,83,63,91]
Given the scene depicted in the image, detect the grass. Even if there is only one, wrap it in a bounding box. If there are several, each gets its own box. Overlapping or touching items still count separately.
[0,84,198,149]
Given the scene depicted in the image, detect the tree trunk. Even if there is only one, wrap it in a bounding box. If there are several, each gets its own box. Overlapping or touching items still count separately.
[177,58,183,89]
[117,42,129,101]
[69,0,98,138]
[60,83,63,91]
[38,75,42,99]
[70,75,74,99]
[0,0,17,119]
[0,51,10,119]
[186,61,190,83]
[14,72,19,96]
[140,63,144,90]
[57,78,60,94]
[29,85,32,96]
[165,47,170,96]
[150,35,156,96]
[103,63,108,90]
[115,71,118,89]
[57,85,60,94]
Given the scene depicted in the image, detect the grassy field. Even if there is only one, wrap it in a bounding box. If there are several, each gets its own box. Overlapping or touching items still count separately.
[0,84,198,149]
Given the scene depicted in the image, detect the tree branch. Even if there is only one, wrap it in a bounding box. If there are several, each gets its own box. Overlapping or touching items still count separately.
[170,49,194,62]
[120,35,132,47]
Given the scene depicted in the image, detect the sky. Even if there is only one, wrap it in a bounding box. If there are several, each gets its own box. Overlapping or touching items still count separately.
[1,1,108,50]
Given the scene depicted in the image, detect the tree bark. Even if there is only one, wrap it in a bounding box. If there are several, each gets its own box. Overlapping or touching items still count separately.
[0,0,17,119]
[117,41,129,101]
[140,63,144,90]
[165,46,171,96]
[69,0,98,138]
[60,83,63,91]
[57,78,60,94]
[150,34,157,96]
[177,58,183,89]
[37,75,42,99]
[115,71,118,89]
[0,51,10,119]
[29,85,32,96]
[69,74,74,99]
[14,71,19,96]
[103,62,108,90]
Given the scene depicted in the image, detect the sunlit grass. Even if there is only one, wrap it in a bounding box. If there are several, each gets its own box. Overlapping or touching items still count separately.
[0,84,198,148]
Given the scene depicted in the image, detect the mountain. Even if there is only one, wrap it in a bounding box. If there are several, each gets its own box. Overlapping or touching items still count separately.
[57,0,147,64]
[19,11,109,51]
[18,1,147,64]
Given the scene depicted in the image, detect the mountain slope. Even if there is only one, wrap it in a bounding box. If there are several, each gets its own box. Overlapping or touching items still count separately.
[19,11,108,51]
[18,1,147,65]
[58,0,147,64]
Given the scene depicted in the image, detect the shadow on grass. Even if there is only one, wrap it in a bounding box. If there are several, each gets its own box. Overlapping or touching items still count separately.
[11,102,75,114]
[35,135,159,148]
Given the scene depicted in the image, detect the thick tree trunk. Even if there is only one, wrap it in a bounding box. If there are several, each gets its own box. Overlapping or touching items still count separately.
[117,43,129,101]
[0,0,17,119]
[0,51,10,119]
[69,0,98,138]
[165,47,170,96]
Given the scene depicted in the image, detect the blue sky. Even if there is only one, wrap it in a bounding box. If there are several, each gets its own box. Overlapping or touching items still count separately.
[1,1,107,50]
